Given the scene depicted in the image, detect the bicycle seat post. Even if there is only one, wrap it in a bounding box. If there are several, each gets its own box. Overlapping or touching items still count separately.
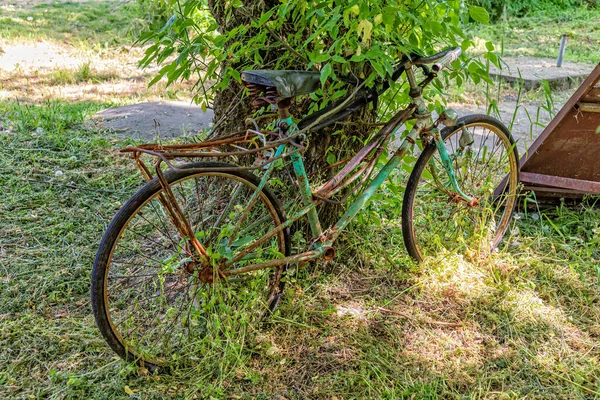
[276,98,292,129]
[405,65,428,117]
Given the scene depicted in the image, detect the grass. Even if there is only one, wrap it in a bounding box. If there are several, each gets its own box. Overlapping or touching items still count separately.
[0,0,166,48]
[1,101,599,398]
[469,6,600,64]
[1,1,600,399]
[0,1,192,104]
[2,101,600,399]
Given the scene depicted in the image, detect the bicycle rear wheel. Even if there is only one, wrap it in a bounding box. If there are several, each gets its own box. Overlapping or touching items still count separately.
[91,162,290,371]
[402,114,520,262]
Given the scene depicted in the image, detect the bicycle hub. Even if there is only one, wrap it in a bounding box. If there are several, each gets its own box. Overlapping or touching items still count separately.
[323,246,336,261]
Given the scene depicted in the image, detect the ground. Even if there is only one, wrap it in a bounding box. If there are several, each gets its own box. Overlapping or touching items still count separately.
[95,102,214,139]
[1,1,600,399]
[489,57,595,90]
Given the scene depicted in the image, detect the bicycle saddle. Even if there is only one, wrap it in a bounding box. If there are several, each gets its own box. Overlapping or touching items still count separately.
[241,70,321,104]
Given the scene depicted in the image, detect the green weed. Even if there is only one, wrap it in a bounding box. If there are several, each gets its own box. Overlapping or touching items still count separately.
[76,62,93,82]
[47,64,115,85]
[49,68,77,85]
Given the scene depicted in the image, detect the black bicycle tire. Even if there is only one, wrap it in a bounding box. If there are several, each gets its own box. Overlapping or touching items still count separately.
[90,161,290,372]
[402,114,520,262]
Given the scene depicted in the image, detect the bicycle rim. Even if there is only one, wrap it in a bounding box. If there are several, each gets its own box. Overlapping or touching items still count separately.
[403,115,520,261]
[92,165,289,369]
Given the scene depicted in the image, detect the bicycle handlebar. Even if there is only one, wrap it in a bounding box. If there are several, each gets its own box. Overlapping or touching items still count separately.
[430,47,462,73]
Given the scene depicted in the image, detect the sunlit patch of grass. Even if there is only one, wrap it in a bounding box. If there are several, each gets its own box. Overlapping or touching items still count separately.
[266,192,600,398]
[0,43,194,102]
[419,254,490,299]
[0,4,195,104]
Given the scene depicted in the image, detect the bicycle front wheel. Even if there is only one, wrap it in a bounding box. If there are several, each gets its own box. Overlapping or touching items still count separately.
[402,114,520,262]
[91,162,290,371]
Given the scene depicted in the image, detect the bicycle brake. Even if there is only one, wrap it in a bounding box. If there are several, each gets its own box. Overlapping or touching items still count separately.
[458,123,474,149]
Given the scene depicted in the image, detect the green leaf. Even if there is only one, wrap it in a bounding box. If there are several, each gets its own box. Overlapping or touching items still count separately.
[427,20,444,35]
[258,8,276,25]
[346,4,359,15]
[359,3,370,18]
[331,90,346,100]
[461,39,473,50]
[469,5,490,24]
[371,61,386,78]
[381,10,396,31]
[326,152,336,165]
[365,45,384,58]
[467,61,481,74]
[350,53,366,62]
[229,68,241,83]
[320,63,333,86]
[147,64,172,87]
[485,41,494,52]
[312,53,331,63]
[484,52,500,68]
[232,235,255,247]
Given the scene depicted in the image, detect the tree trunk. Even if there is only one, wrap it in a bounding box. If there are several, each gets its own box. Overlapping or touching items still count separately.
[207,1,376,229]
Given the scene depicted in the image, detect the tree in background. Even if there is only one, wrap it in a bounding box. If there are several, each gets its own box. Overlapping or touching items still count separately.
[139,0,495,223]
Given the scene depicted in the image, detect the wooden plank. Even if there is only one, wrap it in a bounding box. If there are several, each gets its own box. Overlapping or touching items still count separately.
[522,63,600,160]
[520,172,600,194]
[578,102,600,113]
[583,87,600,103]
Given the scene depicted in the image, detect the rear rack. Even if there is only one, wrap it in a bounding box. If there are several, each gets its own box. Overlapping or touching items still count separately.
[121,127,306,180]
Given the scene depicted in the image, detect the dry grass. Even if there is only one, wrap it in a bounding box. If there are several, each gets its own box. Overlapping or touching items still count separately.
[0,39,193,103]
[0,0,194,104]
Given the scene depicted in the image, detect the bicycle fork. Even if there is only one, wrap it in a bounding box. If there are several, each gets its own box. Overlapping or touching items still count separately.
[430,125,478,206]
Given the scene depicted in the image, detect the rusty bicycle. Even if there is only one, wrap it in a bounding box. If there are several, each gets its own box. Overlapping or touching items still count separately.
[91,47,520,371]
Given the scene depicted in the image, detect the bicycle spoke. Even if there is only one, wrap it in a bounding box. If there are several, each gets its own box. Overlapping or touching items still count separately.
[96,167,289,368]
[405,118,519,261]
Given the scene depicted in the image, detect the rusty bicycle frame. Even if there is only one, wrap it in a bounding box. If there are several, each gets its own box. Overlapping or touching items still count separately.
[120,47,471,281]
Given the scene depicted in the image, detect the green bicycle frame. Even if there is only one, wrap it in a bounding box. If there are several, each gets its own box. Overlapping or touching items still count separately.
[252,115,437,256]
[224,76,474,269]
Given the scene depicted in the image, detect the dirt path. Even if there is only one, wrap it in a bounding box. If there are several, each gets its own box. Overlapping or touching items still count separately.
[450,100,558,156]
[95,101,214,139]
